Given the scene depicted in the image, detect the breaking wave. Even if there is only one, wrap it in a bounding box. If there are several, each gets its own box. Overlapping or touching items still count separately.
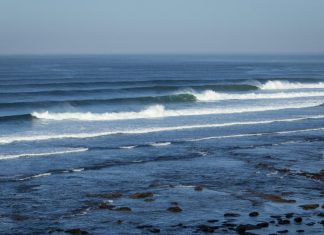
[31,102,321,121]
[259,80,324,90]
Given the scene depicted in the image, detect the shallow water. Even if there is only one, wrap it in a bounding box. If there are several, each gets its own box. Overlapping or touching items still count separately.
[0,55,323,234]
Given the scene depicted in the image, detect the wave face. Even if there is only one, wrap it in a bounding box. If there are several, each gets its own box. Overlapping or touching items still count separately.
[31,102,322,121]
[259,80,324,90]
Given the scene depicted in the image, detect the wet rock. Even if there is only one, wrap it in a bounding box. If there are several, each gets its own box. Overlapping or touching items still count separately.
[223,222,236,227]
[64,228,88,234]
[236,224,259,233]
[277,230,288,234]
[207,219,219,223]
[269,220,276,224]
[296,230,304,233]
[317,212,324,217]
[299,204,319,210]
[196,224,215,233]
[167,206,182,213]
[319,220,324,225]
[256,222,269,228]
[306,222,315,226]
[98,203,115,210]
[297,169,324,181]
[277,219,290,225]
[224,212,240,217]
[194,185,203,191]
[256,192,295,203]
[249,211,259,217]
[294,217,302,223]
[149,228,160,233]
[137,225,153,229]
[86,192,122,199]
[117,220,123,224]
[129,192,154,199]
[285,213,294,218]
[114,207,132,212]
[270,215,282,219]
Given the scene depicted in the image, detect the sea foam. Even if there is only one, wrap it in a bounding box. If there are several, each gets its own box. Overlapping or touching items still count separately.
[31,101,321,121]
[1,114,324,145]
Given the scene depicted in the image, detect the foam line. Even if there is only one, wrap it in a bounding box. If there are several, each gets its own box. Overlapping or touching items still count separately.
[1,115,324,145]
[31,101,321,121]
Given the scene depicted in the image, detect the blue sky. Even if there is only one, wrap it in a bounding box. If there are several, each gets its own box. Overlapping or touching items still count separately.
[0,0,324,54]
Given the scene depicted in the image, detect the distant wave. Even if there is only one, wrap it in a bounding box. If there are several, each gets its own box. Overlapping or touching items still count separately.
[0,148,88,160]
[31,102,321,121]
[259,80,324,90]
[2,114,324,145]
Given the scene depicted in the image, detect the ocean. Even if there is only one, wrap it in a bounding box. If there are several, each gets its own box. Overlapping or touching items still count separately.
[0,55,323,234]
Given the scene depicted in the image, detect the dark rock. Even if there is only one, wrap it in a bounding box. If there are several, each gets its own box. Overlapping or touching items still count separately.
[270,215,282,219]
[255,193,295,203]
[98,203,115,210]
[207,219,219,223]
[149,228,160,233]
[317,213,324,217]
[196,224,215,233]
[86,192,122,199]
[65,228,88,234]
[129,192,154,199]
[114,207,132,212]
[223,222,236,227]
[194,185,203,191]
[306,222,315,226]
[277,230,288,234]
[294,217,302,223]
[167,206,182,213]
[236,224,259,233]
[256,222,269,228]
[296,230,304,233]
[285,213,294,218]
[297,169,324,181]
[299,204,319,210]
[249,211,259,217]
[117,220,123,224]
[269,220,276,224]
[224,212,240,217]
[277,219,290,225]
[319,220,324,225]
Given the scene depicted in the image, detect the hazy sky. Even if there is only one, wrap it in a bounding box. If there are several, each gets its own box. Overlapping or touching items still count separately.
[1,0,324,55]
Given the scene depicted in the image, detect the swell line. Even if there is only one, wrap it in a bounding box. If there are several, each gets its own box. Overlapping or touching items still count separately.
[31,102,322,121]
[1,115,324,145]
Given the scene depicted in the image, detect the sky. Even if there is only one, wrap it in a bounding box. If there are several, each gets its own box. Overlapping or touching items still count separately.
[0,0,324,55]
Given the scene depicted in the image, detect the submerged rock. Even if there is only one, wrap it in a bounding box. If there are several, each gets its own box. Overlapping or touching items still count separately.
[167,206,182,212]
[255,192,295,203]
[224,212,240,217]
[194,185,203,191]
[113,207,132,212]
[86,192,122,199]
[294,217,303,223]
[64,228,88,234]
[299,204,319,210]
[129,192,154,199]
[196,224,216,233]
[249,211,259,217]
